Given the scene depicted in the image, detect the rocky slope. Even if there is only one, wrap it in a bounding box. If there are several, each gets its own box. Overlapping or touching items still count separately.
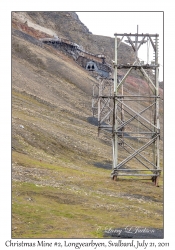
[12,11,137,65]
[12,11,163,238]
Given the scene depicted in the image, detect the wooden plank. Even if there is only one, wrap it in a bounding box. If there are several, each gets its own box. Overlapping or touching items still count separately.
[114,33,159,37]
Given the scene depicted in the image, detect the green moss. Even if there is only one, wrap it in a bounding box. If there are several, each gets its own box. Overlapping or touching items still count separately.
[12,179,163,238]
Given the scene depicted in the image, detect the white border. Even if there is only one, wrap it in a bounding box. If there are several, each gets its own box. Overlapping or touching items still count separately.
[1,1,174,249]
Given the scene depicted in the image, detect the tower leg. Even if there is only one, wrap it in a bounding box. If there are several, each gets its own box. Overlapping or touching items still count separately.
[112,175,118,181]
[155,176,159,187]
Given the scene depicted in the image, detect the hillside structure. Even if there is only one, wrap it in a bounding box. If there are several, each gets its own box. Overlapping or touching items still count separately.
[40,36,112,78]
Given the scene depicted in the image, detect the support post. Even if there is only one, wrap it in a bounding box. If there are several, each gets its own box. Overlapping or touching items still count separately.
[155,35,160,185]
[98,80,103,136]
[112,35,118,177]
[121,84,124,145]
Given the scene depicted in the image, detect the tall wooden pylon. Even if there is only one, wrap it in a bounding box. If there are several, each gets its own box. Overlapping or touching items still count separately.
[93,27,161,186]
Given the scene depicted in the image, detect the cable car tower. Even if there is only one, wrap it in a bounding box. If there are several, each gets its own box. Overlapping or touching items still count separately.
[92,26,161,186]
